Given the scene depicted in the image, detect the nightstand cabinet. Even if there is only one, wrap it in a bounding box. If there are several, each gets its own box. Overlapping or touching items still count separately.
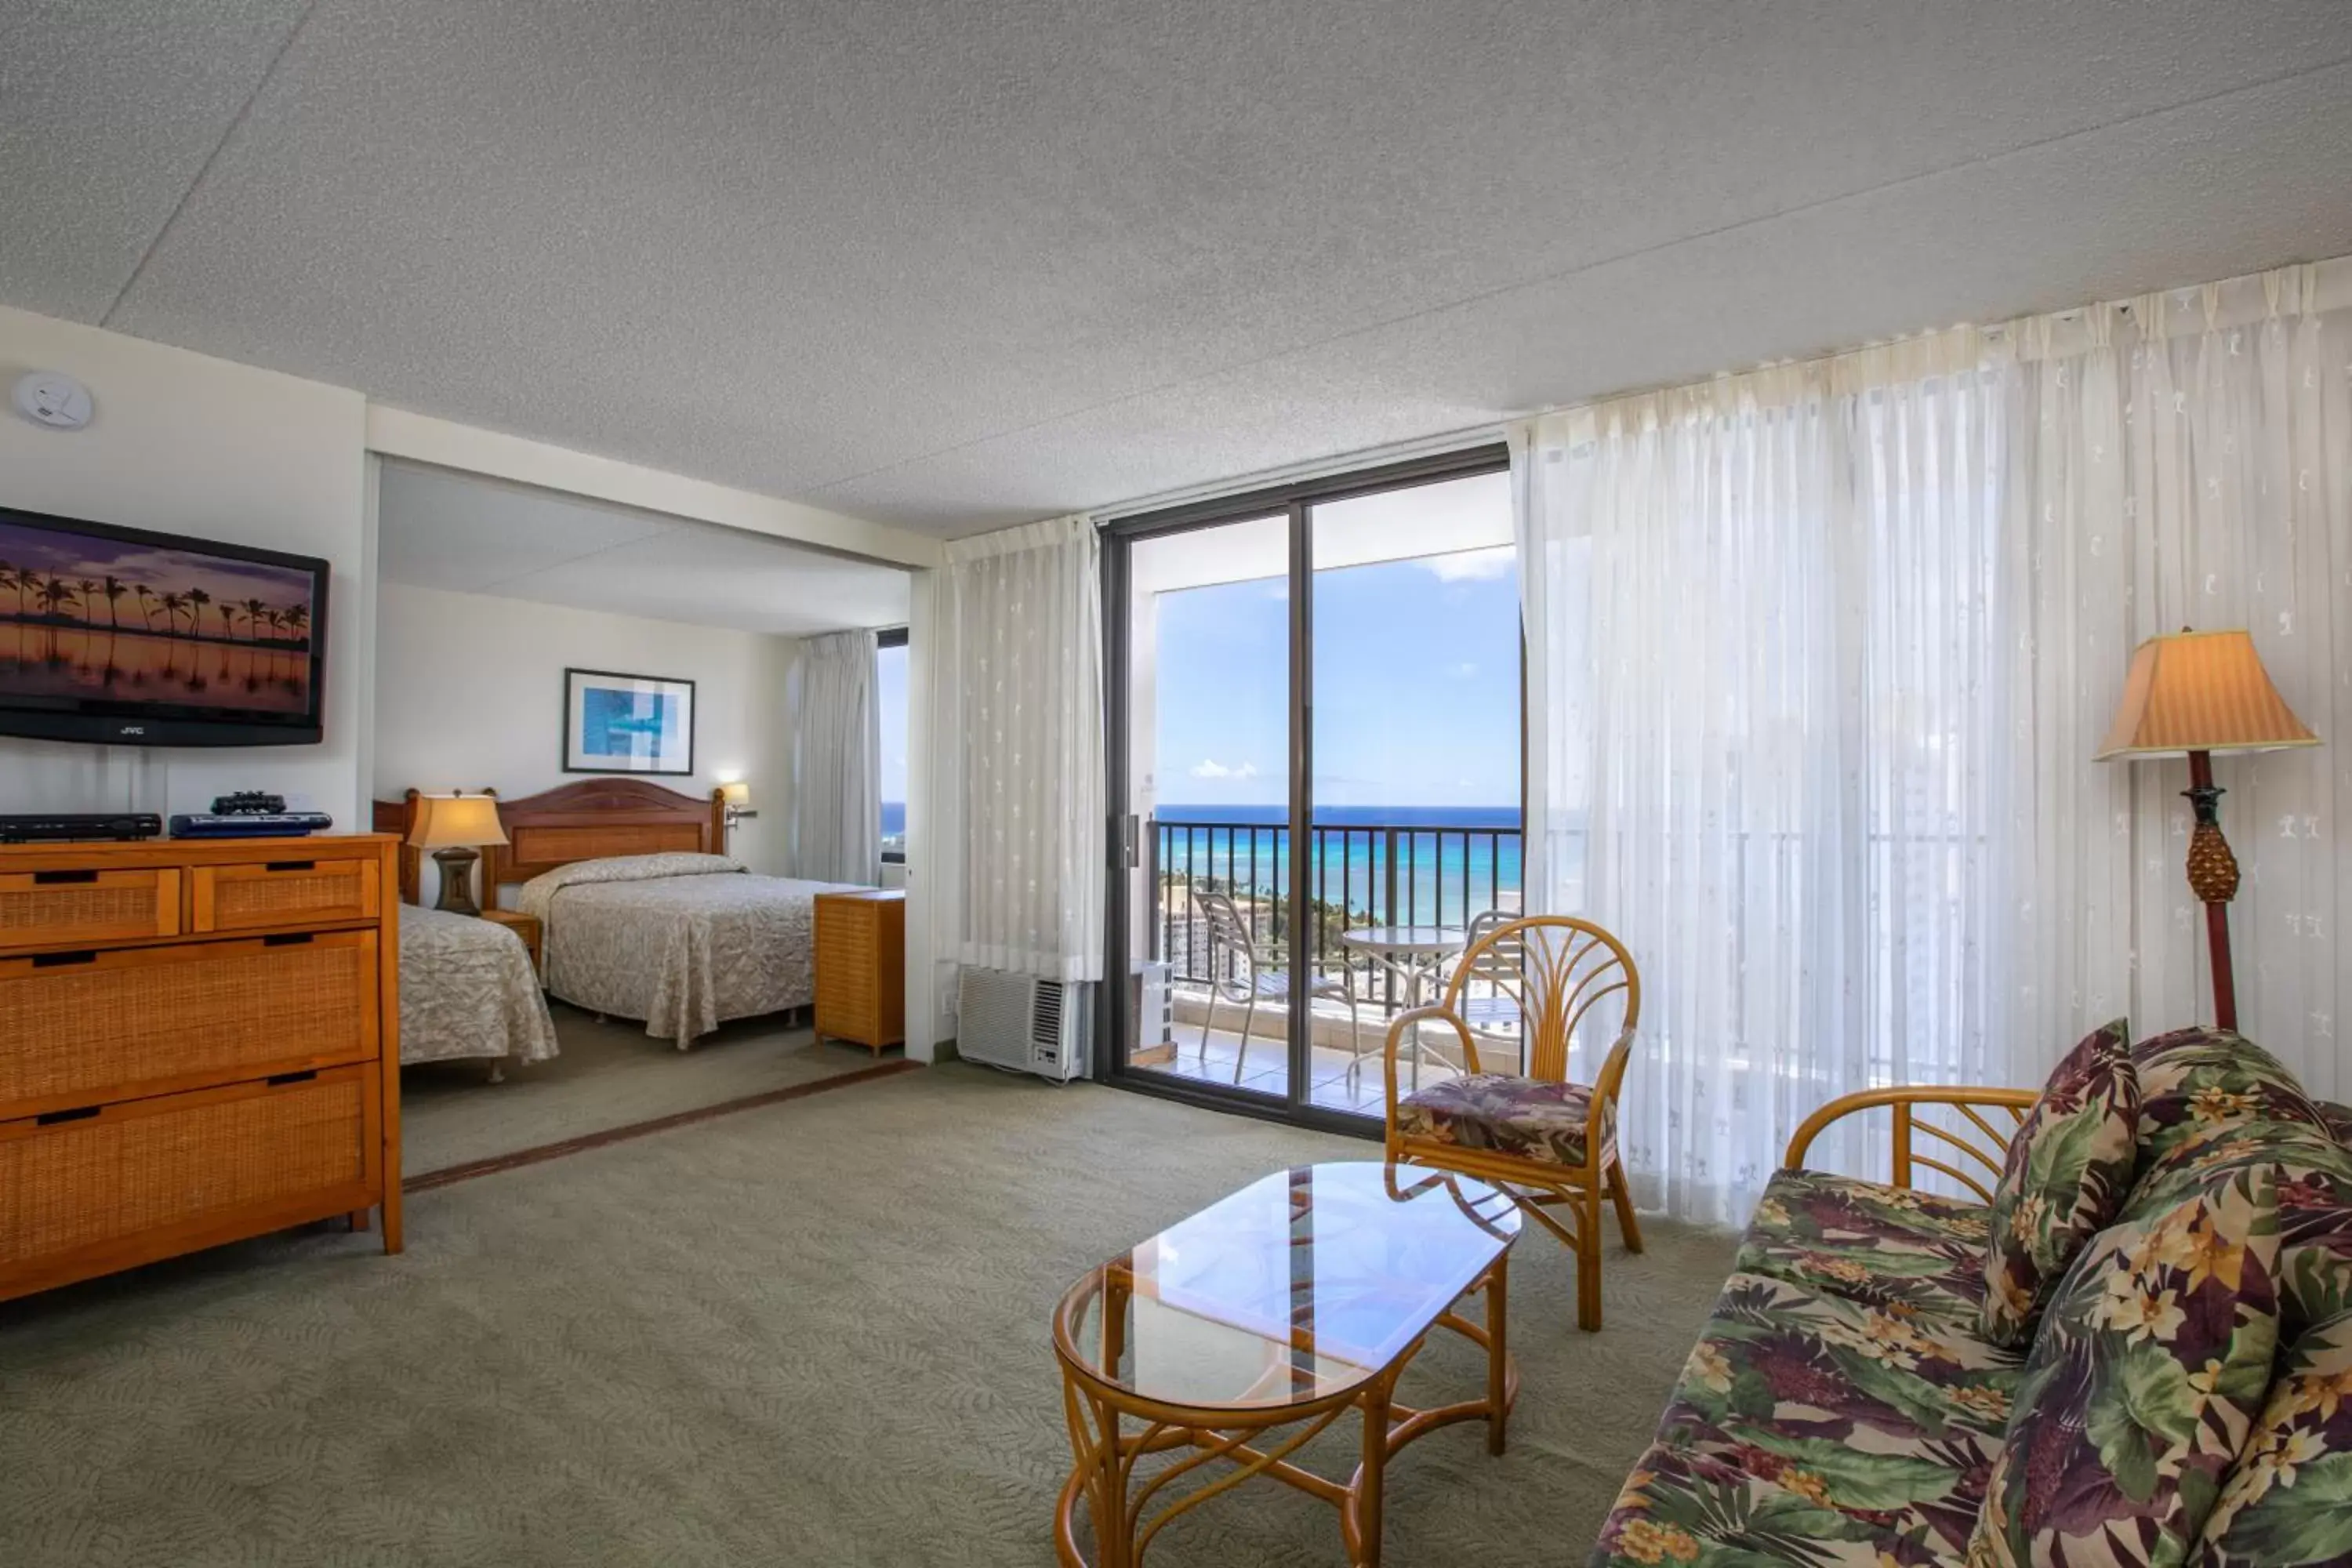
[476,907,542,972]
[813,889,905,1056]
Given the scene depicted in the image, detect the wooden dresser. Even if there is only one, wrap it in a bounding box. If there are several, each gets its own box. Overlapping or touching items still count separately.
[812,888,905,1057]
[0,833,401,1302]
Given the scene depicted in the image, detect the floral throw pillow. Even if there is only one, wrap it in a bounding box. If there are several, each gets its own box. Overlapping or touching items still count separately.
[2196,1308,2352,1567]
[1982,1018,2141,1347]
[1969,1163,2284,1568]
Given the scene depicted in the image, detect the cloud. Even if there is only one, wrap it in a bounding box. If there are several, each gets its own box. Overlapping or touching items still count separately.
[1415,546,1515,583]
[1450,661,1478,679]
[1190,757,1259,780]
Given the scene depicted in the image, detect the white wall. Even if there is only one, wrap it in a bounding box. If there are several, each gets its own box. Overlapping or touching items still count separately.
[374,582,797,901]
[0,307,372,822]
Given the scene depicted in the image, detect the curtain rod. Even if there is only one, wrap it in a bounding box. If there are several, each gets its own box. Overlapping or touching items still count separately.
[1090,422,1507,524]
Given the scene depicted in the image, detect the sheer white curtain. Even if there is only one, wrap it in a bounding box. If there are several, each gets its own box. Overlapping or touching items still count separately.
[2004,259,2351,1106]
[1512,335,2011,1227]
[793,628,881,885]
[927,516,1105,983]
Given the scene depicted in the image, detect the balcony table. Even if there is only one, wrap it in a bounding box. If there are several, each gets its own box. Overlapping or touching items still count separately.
[1340,925,1468,1087]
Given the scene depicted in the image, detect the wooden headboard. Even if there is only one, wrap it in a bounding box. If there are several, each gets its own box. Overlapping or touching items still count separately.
[478,779,728,897]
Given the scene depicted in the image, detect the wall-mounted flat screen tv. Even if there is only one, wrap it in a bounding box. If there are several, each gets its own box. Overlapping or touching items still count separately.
[0,505,328,747]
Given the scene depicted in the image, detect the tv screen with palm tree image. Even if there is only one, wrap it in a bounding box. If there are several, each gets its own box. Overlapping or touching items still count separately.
[0,506,328,746]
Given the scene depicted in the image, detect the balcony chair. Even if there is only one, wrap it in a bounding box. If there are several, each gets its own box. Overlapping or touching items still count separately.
[1452,907,1530,1075]
[1195,890,1363,1085]
[1382,914,1642,1331]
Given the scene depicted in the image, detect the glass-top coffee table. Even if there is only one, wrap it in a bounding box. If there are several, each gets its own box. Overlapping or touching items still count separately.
[1051,1162,1521,1566]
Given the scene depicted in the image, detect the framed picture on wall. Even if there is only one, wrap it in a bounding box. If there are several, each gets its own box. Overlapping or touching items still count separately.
[563,667,695,775]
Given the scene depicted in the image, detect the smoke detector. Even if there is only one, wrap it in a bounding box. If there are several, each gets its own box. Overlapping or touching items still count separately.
[13,372,93,430]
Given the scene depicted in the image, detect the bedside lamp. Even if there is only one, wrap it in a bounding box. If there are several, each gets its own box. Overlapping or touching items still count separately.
[2096,628,2319,1030]
[408,792,508,917]
[719,780,757,831]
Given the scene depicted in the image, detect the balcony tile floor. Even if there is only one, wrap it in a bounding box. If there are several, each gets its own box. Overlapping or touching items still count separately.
[1134,1025,1471,1117]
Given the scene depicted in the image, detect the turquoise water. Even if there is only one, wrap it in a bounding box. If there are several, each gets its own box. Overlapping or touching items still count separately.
[1155,804,1522,927]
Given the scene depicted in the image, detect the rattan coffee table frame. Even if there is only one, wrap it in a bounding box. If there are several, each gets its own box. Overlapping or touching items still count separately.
[1051,1252,1515,1567]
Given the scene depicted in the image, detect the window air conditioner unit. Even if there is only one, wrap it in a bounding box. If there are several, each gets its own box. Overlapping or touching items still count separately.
[956,967,1093,1083]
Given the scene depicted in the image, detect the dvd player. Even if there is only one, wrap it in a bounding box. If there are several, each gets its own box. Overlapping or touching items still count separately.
[169,811,335,838]
[0,812,163,843]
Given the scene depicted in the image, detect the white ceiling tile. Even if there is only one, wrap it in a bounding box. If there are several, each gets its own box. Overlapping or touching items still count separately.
[0,0,307,322]
[375,461,677,591]
[7,2,2351,534]
[376,463,909,635]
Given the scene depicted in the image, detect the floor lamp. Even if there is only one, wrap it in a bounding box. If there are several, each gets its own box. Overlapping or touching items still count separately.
[2095,628,2318,1031]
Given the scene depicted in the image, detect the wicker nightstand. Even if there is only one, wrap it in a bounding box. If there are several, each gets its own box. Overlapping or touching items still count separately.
[813,889,905,1055]
[474,907,542,972]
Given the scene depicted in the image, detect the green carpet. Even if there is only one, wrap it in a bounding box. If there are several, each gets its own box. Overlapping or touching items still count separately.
[0,1065,1733,1566]
[399,1003,887,1175]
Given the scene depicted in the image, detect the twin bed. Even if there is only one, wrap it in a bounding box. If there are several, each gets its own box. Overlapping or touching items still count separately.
[378,779,862,1073]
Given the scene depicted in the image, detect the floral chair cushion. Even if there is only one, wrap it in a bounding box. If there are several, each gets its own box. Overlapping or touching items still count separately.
[1981,1018,2140,1347]
[1737,1168,1993,1330]
[1966,1162,2284,1568]
[2316,1099,2352,1148]
[2194,1308,2352,1568]
[1591,1271,2022,1568]
[1395,1073,1610,1167]
[2130,1027,2328,1178]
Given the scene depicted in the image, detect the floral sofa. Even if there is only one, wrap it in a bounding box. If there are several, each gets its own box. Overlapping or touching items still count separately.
[1591,1025,2352,1568]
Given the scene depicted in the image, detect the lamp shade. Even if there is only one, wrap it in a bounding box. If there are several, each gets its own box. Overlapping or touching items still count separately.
[407,793,509,850]
[718,780,753,809]
[2095,629,2319,760]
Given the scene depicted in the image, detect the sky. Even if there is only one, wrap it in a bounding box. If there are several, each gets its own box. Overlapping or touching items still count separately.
[868,474,1521,815]
[1156,546,1521,809]
[877,638,908,806]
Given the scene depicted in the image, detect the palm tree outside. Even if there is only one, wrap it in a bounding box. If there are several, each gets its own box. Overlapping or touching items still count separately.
[74,578,99,628]
[186,587,212,639]
[161,591,185,632]
[133,583,156,628]
[283,603,310,645]
[102,575,126,629]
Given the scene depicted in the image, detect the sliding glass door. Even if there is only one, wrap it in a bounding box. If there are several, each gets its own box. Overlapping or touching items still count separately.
[1101,450,1517,1131]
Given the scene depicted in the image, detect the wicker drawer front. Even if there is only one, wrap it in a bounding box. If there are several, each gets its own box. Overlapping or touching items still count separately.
[0,869,180,952]
[192,858,377,932]
[0,1069,370,1272]
[0,934,377,1116]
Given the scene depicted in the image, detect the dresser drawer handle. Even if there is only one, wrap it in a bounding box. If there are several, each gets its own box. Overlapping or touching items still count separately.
[265,1070,318,1087]
[36,1105,100,1126]
[262,932,316,947]
[263,860,318,873]
[31,950,97,967]
[31,869,100,884]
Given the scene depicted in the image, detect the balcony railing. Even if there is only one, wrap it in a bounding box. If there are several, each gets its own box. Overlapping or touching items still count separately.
[1150,817,1523,1004]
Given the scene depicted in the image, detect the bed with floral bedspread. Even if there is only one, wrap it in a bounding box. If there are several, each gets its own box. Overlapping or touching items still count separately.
[398,903,559,1074]
[514,853,862,1047]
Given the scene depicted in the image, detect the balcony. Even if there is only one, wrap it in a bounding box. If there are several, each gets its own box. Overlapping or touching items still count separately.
[1137,815,1523,1114]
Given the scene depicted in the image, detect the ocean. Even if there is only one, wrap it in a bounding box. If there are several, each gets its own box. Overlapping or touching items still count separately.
[875,800,1525,925]
[1153,804,1523,927]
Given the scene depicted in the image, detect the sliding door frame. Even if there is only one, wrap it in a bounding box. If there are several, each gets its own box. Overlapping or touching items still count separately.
[1097,442,1512,1137]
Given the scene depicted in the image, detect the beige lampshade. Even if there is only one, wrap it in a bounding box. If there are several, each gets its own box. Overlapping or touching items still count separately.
[407,793,510,850]
[2095,629,2319,760]
[718,780,753,808]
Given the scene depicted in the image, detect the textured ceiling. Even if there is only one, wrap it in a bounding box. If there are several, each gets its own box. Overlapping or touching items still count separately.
[376,462,909,636]
[6,2,2352,537]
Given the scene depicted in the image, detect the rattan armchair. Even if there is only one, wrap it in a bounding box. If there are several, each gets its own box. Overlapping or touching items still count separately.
[1382,915,1642,1331]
